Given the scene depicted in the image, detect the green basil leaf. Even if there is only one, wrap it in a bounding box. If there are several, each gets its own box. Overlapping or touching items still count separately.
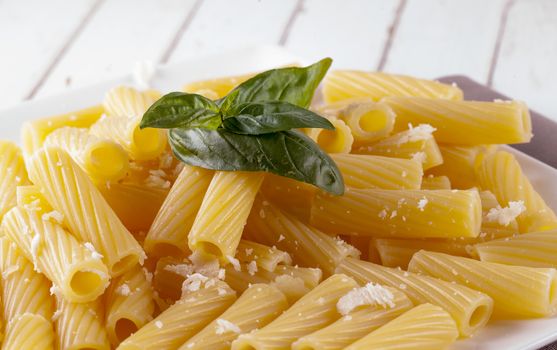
[220,58,332,109]
[169,128,344,194]
[221,101,334,135]
[140,92,221,129]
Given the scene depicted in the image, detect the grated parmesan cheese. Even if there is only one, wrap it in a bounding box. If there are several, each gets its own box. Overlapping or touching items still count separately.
[182,273,209,293]
[277,234,285,242]
[155,320,163,329]
[226,255,241,272]
[337,283,395,315]
[116,283,132,296]
[247,261,258,276]
[164,264,195,278]
[417,197,428,211]
[215,318,241,335]
[411,152,427,163]
[486,200,526,226]
[397,124,437,144]
[41,210,64,224]
[84,242,104,260]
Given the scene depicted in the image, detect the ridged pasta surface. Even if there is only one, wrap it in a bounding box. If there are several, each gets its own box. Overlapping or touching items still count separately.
[3,313,55,350]
[0,141,28,220]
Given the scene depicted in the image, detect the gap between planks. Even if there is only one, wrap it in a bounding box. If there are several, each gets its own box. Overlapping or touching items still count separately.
[376,0,407,71]
[487,0,516,86]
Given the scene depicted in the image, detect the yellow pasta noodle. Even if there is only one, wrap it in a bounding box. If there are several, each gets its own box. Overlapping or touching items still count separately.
[89,115,167,161]
[232,274,358,350]
[118,282,237,350]
[43,127,129,182]
[103,86,158,117]
[409,250,557,317]
[55,297,110,350]
[477,150,557,232]
[144,165,213,258]
[421,175,451,190]
[322,70,463,103]
[180,284,289,350]
[27,147,145,276]
[311,189,482,239]
[105,266,155,346]
[20,104,104,155]
[0,141,28,220]
[189,171,264,261]
[386,97,532,145]
[259,173,315,221]
[235,240,292,272]
[292,286,412,350]
[332,153,423,190]
[345,303,458,350]
[336,258,493,337]
[183,73,254,98]
[305,118,354,153]
[2,207,110,303]
[354,126,443,170]
[245,195,360,275]
[16,185,52,215]
[2,313,55,350]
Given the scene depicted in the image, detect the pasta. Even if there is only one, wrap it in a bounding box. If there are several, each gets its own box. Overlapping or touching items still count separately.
[332,153,423,190]
[2,313,55,350]
[311,189,482,239]
[478,190,519,238]
[421,175,451,190]
[322,70,463,103]
[472,230,557,268]
[231,274,359,350]
[43,127,129,182]
[180,284,289,350]
[89,115,167,161]
[245,195,360,276]
[103,86,158,117]
[354,126,443,170]
[20,104,104,155]
[2,207,110,303]
[386,97,532,145]
[144,165,214,258]
[0,141,28,220]
[235,240,292,272]
[259,174,315,221]
[336,258,493,337]
[477,150,557,232]
[183,73,253,98]
[305,118,354,153]
[27,147,145,276]
[16,185,53,215]
[188,171,264,260]
[118,282,237,350]
[292,286,412,350]
[345,304,459,350]
[105,266,155,346]
[408,250,557,317]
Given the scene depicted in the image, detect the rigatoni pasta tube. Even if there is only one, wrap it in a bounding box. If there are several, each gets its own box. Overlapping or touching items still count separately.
[311,189,482,239]
[103,86,158,117]
[421,175,451,190]
[27,147,145,276]
[292,287,412,350]
[235,240,292,272]
[44,127,129,182]
[305,118,353,153]
[105,266,155,346]
[55,297,110,350]
[188,171,264,260]
[354,126,443,170]
[387,97,532,145]
[89,115,167,161]
[2,313,55,350]
[2,207,110,303]
[183,73,253,98]
[259,174,315,221]
[20,104,104,155]
[477,150,557,232]
[345,304,458,350]
[0,236,54,321]
[232,274,358,350]
[335,99,396,145]
[245,195,360,275]
[16,185,52,215]
[180,284,289,350]
[118,282,237,350]
[144,165,213,258]
[332,153,423,190]
[0,141,28,220]
[322,70,463,103]
[473,230,557,268]
[409,250,557,317]
[336,258,493,337]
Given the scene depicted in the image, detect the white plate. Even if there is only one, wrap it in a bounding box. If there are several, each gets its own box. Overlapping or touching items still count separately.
[1,45,556,350]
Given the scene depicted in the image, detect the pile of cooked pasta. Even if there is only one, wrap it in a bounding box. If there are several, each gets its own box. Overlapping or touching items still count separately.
[0,68,556,350]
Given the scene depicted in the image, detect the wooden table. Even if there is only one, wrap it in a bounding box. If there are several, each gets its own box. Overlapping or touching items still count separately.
[1,0,556,121]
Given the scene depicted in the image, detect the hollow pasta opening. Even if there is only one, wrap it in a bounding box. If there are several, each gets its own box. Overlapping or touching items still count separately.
[468,304,490,329]
[197,241,223,259]
[112,255,139,276]
[115,318,138,342]
[317,129,347,154]
[87,143,127,179]
[70,271,103,296]
[133,126,164,156]
[359,109,388,132]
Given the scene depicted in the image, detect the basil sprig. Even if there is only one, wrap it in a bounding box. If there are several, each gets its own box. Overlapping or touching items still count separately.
[141,58,345,195]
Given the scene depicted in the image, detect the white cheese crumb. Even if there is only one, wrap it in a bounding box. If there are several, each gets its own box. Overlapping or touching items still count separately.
[159,152,174,169]
[164,264,194,278]
[132,60,156,90]
[52,309,62,322]
[389,210,398,219]
[398,124,436,144]
[486,200,526,226]
[2,264,19,279]
[24,199,42,212]
[41,210,64,224]
[182,273,209,292]
[226,255,241,272]
[116,283,132,296]
[215,318,241,335]
[217,287,228,296]
[417,197,428,211]
[277,234,285,242]
[143,268,153,283]
[378,209,387,220]
[411,152,427,163]
[218,268,226,280]
[145,169,171,189]
[83,242,104,260]
[155,320,163,329]
[317,297,326,305]
[50,285,61,297]
[247,261,258,276]
[245,248,253,256]
[337,283,395,315]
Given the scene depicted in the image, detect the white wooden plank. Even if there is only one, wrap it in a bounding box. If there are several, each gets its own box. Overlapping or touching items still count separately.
[35,0,198,99]
[492,0,557,120]
[168,0,298,62]
[0,0,96,109]
[384,0,506,81]
[284,0,399,69]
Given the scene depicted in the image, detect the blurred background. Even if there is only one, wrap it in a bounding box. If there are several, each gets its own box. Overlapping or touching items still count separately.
[1,0,556,120]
